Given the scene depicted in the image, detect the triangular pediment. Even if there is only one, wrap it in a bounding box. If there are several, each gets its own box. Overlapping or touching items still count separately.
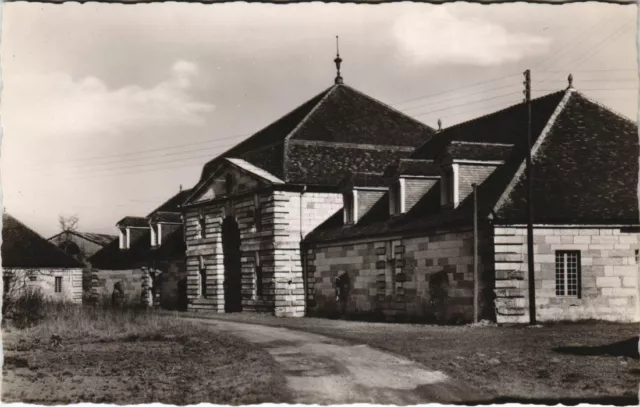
[186,158,283,205]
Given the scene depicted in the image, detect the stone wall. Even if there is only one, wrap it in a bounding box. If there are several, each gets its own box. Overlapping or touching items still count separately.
[4,268,83,304]
[184,186,342,317]
[307,228,494,322]
[91,268,150,305]
[494,225,640,323]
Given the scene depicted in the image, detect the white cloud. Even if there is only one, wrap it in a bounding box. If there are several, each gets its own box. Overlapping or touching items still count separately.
[2,60,214,138]
[392,8,551,66]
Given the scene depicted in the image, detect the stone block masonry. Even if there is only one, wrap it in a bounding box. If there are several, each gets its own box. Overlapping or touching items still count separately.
[307,228,495,323]
[494,226,640,323]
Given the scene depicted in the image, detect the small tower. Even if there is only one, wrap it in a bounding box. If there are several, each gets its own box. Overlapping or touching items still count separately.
[334,35,343,85]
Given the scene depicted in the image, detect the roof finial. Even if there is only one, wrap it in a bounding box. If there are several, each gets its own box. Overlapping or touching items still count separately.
[437,119,443,132]
[179,184,183,192]
[334,35,343,85]
[567,73,574,89]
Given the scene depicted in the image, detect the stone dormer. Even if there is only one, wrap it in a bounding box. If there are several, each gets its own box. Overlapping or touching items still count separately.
[384,159,441,216]
[339,171,387,225]
[115,216,149,250]
[437,141,513,208]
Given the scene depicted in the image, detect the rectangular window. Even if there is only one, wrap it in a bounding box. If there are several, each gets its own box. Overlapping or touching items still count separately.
[199,256,207,298]
[254,194,262,232]
[635,249,639,264]
[54,276,63,293]
[255,252,263,299]
[555,251,580,297]
[197,210,206,239]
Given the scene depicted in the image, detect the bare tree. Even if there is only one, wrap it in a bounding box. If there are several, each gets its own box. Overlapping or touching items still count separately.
[57,214,83,258]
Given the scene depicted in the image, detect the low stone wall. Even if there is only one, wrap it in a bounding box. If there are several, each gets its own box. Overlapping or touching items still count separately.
[90,269,150,306]
[307,228,494,323]
[494,226,640,323]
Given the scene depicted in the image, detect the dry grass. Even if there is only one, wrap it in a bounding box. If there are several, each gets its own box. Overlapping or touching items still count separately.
[2,306,291,405]
[186,312,640,405]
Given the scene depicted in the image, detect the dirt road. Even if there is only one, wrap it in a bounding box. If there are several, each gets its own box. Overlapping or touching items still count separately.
[190,317,483,405]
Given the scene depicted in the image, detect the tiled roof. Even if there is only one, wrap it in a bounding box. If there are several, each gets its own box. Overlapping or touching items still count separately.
[116,216,149,228]
[443,141,514,161]
[412,91,566,160]
[2,213,83,268]
[384,158,440,177]
[197,83,435,187]
[149,212,182,224]
[48,230,117,247]
[307,88,638,243]
[340,171,387,189]
[147,188,192,217]
[495,91,639,224]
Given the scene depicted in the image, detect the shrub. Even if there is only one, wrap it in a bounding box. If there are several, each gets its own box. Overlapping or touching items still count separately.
[8,287,47,328]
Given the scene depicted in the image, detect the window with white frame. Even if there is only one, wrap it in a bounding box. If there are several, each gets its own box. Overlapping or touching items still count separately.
[199,255,207,298]
[54,276,63,293]
[555,251,580,297]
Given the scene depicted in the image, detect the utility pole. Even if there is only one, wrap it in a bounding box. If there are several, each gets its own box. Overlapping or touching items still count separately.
[473,183,479,324]
[523,69,536,325]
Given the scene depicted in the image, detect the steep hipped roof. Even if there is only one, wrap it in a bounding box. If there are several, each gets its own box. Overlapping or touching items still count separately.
[2,213,84,268]
[443,141,514,161]
[495,91,639,223]
[148,188,192,216]
[340,171,387,189]
[384,158,441,177]
[48,230,117,247]
[198,83,434,186]
[306,88,639,243]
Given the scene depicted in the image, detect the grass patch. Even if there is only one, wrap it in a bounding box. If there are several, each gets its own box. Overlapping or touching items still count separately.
[182,311,640,403]
[2,304,291,405]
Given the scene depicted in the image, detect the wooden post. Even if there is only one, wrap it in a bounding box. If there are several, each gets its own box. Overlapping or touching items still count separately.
[473,183,479,324]
[524,69,537,325]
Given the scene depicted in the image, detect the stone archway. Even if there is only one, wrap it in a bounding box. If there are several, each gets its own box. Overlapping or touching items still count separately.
[222,216,242,312]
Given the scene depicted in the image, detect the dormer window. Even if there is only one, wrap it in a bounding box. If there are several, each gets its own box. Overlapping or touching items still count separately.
[343,191,356,225]
[253,194,262,232]
[440,164,459,208]
[389,179,406,215]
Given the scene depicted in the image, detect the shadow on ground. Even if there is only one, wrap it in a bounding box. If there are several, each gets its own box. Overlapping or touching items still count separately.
[552,336,639,359]
[460,396,638,406]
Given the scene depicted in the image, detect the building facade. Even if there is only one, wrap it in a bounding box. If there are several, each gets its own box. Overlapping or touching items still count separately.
[2,213,84,304]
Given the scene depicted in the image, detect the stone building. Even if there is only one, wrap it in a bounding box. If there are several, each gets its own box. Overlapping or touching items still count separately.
[180,62,435,316]
[48,230,116,266]
[305,83,640,323]
[89,188,190,309]
[2,212,84,303]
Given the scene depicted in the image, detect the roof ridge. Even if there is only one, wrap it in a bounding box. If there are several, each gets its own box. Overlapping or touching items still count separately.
[341,84,436,133]
[284,84,339,144]
[572,89,638,127]
[443,90,566,133]
[492,88,575,215]
[450,141,514,147]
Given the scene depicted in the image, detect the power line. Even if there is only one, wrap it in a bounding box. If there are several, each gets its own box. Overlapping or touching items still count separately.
[399,82,518,113]
[412,91,522,118]
[389,73,521,107]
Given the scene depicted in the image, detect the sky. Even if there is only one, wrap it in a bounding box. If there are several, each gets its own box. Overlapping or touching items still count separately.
[1,2,638,238]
